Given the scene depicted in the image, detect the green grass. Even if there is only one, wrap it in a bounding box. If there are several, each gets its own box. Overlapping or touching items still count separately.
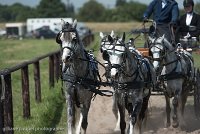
[0,39,60,69]
[0,38,66,134]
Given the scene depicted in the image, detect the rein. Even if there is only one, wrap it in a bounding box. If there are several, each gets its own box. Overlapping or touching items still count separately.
[61,72,113,97]
[159,50,186,81]
[61,52,113,97]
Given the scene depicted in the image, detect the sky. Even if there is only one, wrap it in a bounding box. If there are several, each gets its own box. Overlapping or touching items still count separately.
[0,0,200,9]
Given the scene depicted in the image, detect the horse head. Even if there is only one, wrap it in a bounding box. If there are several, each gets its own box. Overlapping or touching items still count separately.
[149,35,164,71]
[105,32,126,79]
[99,30,115,61]
[56,19,81,65]
[149,35,174,73]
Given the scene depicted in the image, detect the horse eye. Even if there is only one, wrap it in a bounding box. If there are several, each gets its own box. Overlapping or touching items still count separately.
[72,37,77,41]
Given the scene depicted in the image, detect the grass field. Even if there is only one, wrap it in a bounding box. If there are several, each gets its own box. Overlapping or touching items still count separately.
[85,21,142,33]
[0,22,200,134]
[0,38,64,134]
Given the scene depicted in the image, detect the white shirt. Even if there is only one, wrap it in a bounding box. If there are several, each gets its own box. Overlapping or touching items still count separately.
[162,0,167,8]
[186,13,193,26]
[184,13,193,38]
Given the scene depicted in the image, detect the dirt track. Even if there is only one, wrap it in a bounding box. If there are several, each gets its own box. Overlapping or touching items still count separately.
[86,53,200,134]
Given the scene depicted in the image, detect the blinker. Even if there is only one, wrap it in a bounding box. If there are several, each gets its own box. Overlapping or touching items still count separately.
[102,51,109,61]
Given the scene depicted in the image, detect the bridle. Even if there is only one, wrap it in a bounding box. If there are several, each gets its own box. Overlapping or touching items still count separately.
[149,41,166,62]
[59,27,79,61]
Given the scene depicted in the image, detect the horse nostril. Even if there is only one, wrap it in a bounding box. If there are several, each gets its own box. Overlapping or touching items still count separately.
[66,55,71,60]
[62,59,66,63]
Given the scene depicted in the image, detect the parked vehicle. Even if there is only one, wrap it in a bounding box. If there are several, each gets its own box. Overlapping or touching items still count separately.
[77,22,92,39]
[0,29,6,36]
[33,26,56,39]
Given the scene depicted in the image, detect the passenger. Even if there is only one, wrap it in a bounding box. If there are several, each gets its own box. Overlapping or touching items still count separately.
[175,0,200,45]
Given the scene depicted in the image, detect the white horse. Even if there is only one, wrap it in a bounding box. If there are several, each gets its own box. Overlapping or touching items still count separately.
[149,35,195,128]
[56,19,99,134]
[100,32,156,134]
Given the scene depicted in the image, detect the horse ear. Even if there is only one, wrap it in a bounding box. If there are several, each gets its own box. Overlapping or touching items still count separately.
[122,32,125,42]
[73,19,77,28]
[99,32,104,39]
[61,19,65,27]
[161,34,165,40]
[111,30,115,38]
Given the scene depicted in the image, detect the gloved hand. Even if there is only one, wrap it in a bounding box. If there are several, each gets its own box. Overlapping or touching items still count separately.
[143,17,148,23]
[184,33,191,39]
[170,21,177,27]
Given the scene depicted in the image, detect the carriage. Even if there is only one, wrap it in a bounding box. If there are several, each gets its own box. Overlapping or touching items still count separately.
[131,19,200,120]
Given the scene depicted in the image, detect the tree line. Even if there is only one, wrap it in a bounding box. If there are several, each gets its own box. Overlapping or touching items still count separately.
[0,0,200,23]
[0,0,147,22]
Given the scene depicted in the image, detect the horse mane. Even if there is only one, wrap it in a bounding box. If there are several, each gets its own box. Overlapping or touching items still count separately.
[163,37,174,50]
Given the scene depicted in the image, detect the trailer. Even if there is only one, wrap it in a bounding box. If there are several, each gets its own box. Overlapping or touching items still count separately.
[26,18,73,34]
[5,22,26,39]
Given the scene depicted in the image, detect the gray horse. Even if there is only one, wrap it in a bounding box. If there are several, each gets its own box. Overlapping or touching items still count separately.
[56,19,99,134]
[100,32,156,134]
[149,35,195,128]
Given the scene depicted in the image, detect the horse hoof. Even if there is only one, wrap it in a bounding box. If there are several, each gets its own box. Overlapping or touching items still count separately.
[172,121,179,128]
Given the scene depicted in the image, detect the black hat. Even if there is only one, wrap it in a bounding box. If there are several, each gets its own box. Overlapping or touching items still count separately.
[183,0,194,7]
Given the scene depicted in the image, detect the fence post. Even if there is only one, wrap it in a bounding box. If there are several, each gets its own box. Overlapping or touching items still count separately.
[21,66,30,118]
[3,73,14,134]
[34,62,41,103]
[0,77,4,134]
[54,53,60,82]
[49,55,54,88]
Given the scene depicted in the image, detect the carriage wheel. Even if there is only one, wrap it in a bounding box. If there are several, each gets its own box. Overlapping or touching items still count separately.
[194,68,200,119]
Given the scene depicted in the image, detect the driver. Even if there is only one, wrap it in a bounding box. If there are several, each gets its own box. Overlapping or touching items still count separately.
[175,0,200,43]
[143,0,179,43]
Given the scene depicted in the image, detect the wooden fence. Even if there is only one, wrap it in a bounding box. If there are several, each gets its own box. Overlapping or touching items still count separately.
[0,50,60,134]
[0,34,94,134]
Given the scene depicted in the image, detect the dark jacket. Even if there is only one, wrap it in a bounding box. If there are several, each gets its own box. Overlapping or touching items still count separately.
[143,0,179,24]
[177,12,200,38]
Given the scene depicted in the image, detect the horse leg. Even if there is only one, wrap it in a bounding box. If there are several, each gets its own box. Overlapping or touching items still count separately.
[118,103,126,134]
[179,88,189,127]
[164,93,171,127]
[136,93,151,134]
[128,99,143,134]
[73,105,81,134]
[112,92,120,131]
[80,104,90,134]
[67,94,75,134]
[180,85,190,116]
[172,92,179,128]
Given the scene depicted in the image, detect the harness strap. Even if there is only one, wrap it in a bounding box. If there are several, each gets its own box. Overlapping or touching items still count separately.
[159,72,186,81]
[159,56,185,81]
[61,73,113,97]
[115,81,145,90]
[163,56,180,66]
[62,46,75,53]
